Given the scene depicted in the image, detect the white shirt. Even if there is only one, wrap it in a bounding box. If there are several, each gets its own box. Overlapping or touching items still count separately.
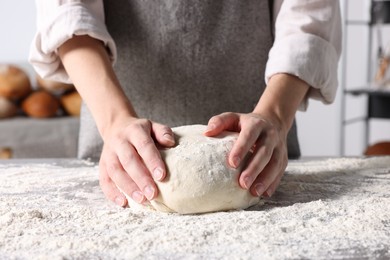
[29,0,342,109]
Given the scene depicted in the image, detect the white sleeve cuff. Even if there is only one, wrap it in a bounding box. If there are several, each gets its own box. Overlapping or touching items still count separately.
[29,3,116,84]
[265,33,339,110]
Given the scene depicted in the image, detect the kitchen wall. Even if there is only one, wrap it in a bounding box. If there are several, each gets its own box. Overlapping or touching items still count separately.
[0,1,36,66]
[1,0,389,157]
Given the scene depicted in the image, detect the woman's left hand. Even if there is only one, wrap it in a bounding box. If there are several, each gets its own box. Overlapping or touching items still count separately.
[204,112,288,198]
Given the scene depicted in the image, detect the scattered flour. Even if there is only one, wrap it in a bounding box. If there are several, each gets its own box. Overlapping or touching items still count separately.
[0,157,389,259]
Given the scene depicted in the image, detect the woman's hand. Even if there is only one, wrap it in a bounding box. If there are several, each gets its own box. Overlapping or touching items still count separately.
[205,73,310,197]
[58,36,176,207]
[205,112,288,197]
[99,118,175,207]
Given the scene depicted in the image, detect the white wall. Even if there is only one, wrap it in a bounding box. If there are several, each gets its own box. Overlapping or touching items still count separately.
[1,0,389,157]
[0,1,36,62]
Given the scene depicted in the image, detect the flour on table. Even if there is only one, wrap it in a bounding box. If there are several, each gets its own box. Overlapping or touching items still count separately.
[126,124,260,214]
[1,157,390,259]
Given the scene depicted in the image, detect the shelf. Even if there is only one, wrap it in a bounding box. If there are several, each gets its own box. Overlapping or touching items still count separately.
[345,88,390,97]
[346,20,370,26]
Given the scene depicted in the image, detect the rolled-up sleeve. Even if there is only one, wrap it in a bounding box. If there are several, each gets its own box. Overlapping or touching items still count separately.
[29,0,116,83]
[265,0,342,110]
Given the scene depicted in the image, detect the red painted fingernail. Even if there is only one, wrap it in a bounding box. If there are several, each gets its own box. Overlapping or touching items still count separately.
[254,183,266,197]
[131,191,144,204]
[115,196,126,207]
[153,167,164,181]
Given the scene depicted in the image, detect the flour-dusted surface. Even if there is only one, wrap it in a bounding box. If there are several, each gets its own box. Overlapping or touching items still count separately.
[1,157,390,259]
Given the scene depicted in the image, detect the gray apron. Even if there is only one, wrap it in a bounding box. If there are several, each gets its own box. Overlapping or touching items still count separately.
[78,0,301,160]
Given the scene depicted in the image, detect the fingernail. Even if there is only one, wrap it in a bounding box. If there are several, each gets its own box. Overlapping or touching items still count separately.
[265,188,274,197]
[164,133,175,144]
[230,156,241,168]
[115,196,126,207]
[131,191,144,204]
[143,185,155,200]
[153,167,164,181]
[243,176,252,189]
[254,183,266,197]
[205,124,216,133]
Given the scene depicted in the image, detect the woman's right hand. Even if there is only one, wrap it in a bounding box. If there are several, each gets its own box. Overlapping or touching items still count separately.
[57,36,175,206]
[98,117,175,207]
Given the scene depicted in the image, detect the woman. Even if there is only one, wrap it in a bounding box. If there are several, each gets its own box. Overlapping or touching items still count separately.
[30,0,341,207]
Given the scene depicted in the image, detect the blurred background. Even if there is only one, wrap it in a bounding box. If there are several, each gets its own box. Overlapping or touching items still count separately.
[0,0,389,159]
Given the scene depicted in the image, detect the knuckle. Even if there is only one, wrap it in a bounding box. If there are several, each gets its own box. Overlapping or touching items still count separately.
[259,145,273,158]
[148,157,163,168]
[270,154,280,166]
[156,123,171,132]
[267,128,277,138]
[99,165,109,179]
[222,111,235,117]
[247,115,263,127]
[106,161,122,178]
[137,138,155,151]
[134,119,151,129]
[121,153,137,169]
[208,115,222,125]
[126,119,151,134]
[110,132,127,147]
[99,171,110,186]
[240,129,253,141]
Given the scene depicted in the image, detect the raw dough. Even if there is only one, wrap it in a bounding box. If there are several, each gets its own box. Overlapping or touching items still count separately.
[140,124,259,214]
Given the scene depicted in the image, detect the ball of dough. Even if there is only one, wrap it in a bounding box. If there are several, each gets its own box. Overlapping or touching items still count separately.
[0,64,32,100]
[147,125,260,214]
[0,97,18,118]
[36,74,74,94]
[22,90,60,118]
[60,91,82,116]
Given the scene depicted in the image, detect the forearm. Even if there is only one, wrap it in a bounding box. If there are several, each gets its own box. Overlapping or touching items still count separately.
[58,35,136,138]
[254,73,309,132]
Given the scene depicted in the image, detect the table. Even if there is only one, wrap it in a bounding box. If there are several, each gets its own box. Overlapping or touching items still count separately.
[0,157,389,259]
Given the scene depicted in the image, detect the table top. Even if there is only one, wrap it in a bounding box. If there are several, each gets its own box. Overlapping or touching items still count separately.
[1,157,390,259]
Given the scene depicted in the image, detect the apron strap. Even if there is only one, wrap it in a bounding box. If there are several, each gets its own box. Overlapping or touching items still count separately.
[268,0,275,40]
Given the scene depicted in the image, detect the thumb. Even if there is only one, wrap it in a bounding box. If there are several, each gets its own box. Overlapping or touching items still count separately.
[204,113,239,137]
[152,123,175,147]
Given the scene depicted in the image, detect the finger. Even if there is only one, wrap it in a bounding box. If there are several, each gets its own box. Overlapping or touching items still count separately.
[99,159,128,207]
[228,120,263,168]
[128,124,167,183]
[204,112,240,136]
[264,151,287,197]
[249,151,285,197]
[103,152,146,204]
[152,123,175,147]
[115,141,158,201]
[238,134,275,189]
[264,169,284,198]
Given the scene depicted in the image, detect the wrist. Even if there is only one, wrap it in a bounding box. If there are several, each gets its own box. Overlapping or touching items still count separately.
[253,73,309,132]
[99,100,138,140]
